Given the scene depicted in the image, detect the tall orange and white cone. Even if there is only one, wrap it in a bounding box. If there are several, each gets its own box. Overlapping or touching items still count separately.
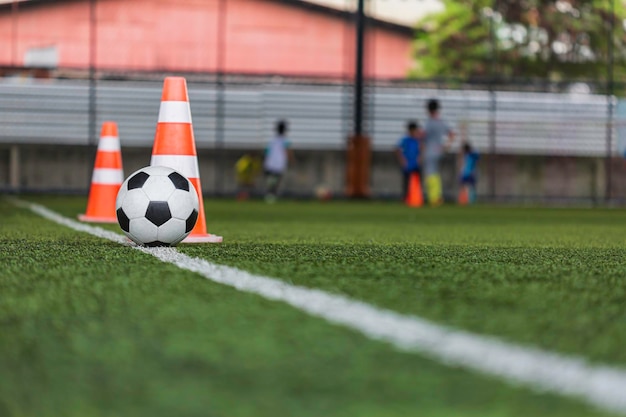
[79,121,124,223]
[150,77,222,243]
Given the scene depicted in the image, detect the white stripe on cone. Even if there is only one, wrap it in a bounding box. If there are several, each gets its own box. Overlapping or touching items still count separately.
[150,155,200,179]
[97,137,121,152]
[91,168,124,185]
[158,101,192,124]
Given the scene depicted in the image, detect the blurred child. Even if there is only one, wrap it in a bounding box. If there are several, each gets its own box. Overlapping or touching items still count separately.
[264,120,294,203]
[424,99,455,206]
[458,142,480,204]
[235,153,261,201]
[395,120,423,200]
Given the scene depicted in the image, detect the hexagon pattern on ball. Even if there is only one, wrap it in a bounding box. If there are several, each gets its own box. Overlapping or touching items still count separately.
[116,166,200,246]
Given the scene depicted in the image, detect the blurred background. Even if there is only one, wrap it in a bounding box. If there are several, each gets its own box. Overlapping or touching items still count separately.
[1,0,626,203]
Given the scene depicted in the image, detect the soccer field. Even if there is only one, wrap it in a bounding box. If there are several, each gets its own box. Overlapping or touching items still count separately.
[2,196,626,417]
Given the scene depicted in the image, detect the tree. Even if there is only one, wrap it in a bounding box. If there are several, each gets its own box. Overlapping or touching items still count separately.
[411,0,626,83]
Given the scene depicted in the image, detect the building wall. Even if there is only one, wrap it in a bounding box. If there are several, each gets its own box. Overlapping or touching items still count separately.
[0,0,413,79]
[1,144,622,204]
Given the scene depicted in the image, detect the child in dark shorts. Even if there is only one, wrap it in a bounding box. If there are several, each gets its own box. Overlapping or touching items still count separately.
[459,142,479,204]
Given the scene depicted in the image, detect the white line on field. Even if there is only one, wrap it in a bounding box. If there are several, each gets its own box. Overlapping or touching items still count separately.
[13,198,626,415]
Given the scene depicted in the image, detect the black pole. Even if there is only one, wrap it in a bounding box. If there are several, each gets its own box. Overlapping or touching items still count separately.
[365,0,375,140]
[488,91,496,199]
[88,0,97,148]
[11,1,18,65]
[488,1,498,200]
[341,0,352,143]
[605,0,615,203]
[215,0,226,196]
[341,0,351,139]
[354,0,365,135]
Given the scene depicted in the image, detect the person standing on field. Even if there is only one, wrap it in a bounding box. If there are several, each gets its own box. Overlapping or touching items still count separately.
[395,120,423,200]
[423,99,455,206]
[458,141,480,204]
[263,119,294,203]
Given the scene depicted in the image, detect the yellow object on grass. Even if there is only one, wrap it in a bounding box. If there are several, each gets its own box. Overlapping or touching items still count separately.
[235,154,261,185]
[426,174,442,206]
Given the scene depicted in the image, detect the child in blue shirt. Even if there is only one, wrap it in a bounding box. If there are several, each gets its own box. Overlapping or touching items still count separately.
[395,121,423,200]
[459,142,479,204]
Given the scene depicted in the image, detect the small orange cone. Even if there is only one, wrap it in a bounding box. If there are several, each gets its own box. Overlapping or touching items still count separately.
[150,77,222,243]
[405,172,423,207]
[458,185,469,205]
[78,121,124,223]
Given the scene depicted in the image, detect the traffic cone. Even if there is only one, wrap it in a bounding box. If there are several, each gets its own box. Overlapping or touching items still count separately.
[458,185,469,205]
[78,121,124,223]
[405,172,423,207]
[150,76,222,243]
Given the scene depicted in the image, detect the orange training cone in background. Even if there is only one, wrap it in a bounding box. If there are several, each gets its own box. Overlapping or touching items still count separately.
[458,185,470,205]
[79,121,124,223]
[405,172,423,207]
[150,77,222,243]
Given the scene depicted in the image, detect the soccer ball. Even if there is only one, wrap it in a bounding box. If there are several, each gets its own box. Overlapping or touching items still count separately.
[116,166,199,246]
[314,185,332,201]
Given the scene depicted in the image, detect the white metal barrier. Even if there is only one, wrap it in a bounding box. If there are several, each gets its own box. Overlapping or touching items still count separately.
[0,78,617,156]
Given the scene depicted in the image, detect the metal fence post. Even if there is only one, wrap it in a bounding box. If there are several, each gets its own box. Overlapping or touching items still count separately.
[11,1,18,64]
[215,0,227,196]
[88,0,98,191]
[488,0,499,201]
[605,0,615,203]
[489,90,496,200]
[354,0,365,137]
[346,0,371,198]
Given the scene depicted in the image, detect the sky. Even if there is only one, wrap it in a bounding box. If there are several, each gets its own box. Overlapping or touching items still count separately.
[305,0,444,26]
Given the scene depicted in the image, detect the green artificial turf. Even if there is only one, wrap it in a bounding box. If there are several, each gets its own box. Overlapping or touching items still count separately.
[1,195,625,417]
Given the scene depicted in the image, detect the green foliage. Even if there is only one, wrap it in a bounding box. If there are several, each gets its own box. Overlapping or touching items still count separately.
[411,0,626,82]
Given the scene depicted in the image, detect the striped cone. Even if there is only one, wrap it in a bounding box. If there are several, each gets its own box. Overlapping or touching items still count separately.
[78,121,124,223]
[405,172,423,207]
[150,77,222,243]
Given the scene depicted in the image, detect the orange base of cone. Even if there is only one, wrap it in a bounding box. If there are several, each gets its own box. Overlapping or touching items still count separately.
[458,187,470,206]
[405,173,423,207]
[78,214,118,223]
[182,233,223,243]
[405,196,423,207]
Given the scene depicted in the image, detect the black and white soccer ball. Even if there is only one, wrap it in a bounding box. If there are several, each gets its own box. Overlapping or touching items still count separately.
[116,165,199,247]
